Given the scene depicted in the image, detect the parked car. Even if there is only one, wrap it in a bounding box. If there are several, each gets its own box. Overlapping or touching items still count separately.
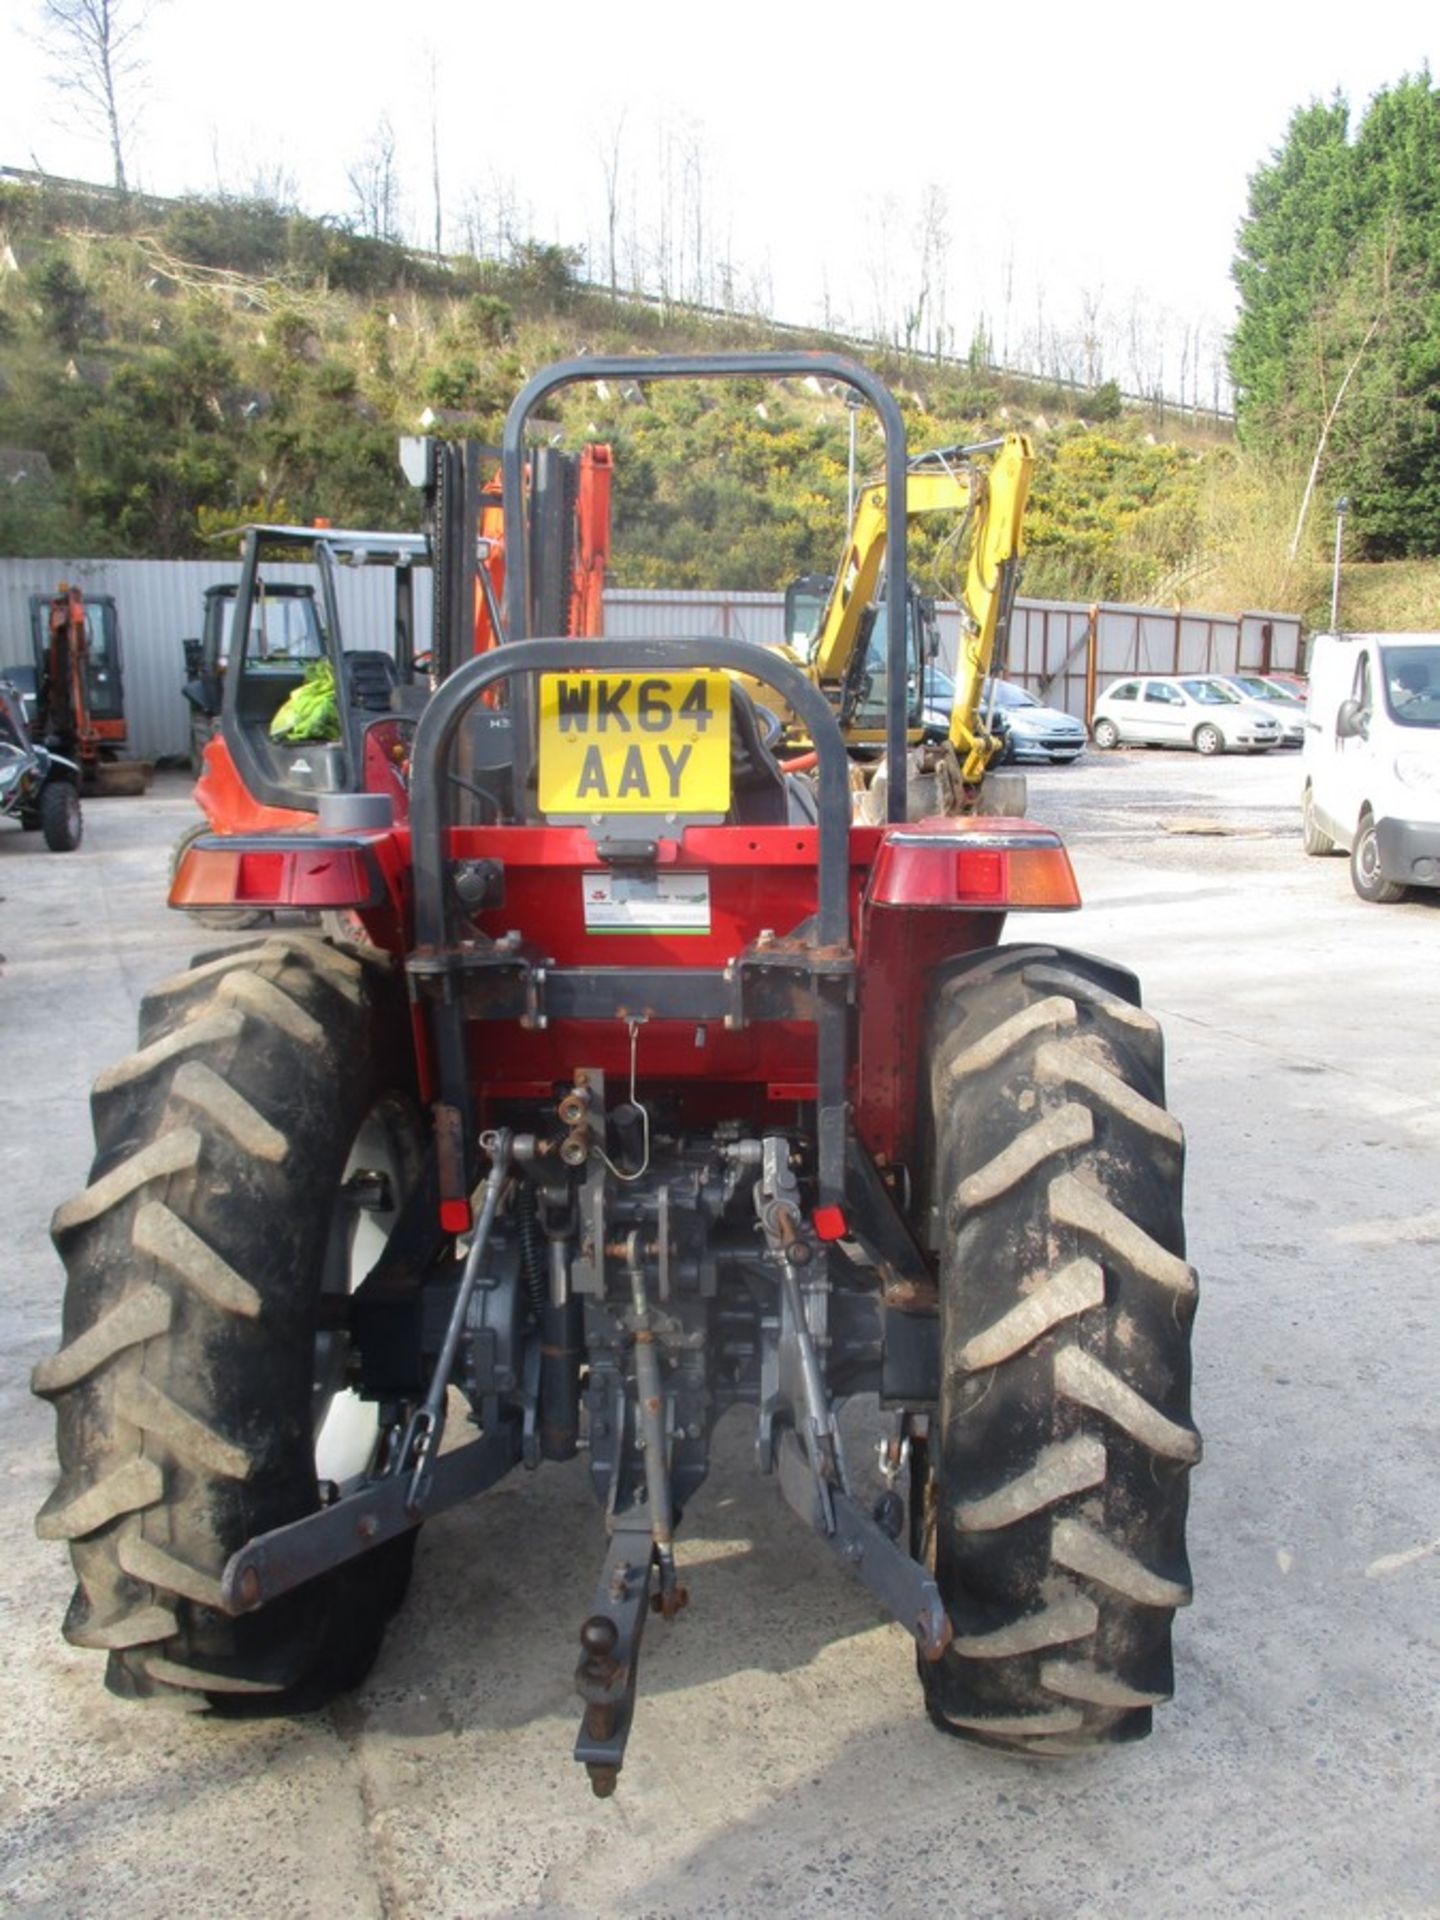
[921,668,1087,763]
[1208,672,1306,746]
[1090,675,1281,754]
[984,677,1087,763]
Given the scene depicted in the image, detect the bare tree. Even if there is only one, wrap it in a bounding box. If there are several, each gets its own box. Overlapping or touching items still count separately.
[346,115,403,243]
[652,119,676,316]
[491,168,529,263]
[916,184,950,363]
[596,113,626,299]
[425,51,443,263]
[1078,285,1106,387]
[457,183,487,260]
[247,158,298,212]
[1125,289,1162,400]
[42,0,153,193]
[865,193,900,345]
[679,117,708,306]
[208,131,298,211]
[1288,307,1384,560]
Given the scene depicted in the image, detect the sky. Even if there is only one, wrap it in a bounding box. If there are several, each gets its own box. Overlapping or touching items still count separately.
[2,0,1435,406]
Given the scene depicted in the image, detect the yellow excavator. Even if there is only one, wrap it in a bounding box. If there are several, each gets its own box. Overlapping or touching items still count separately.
[779,433,1034,816]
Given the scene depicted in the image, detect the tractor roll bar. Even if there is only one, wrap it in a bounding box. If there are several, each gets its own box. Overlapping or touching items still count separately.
[499,353,911,824]
[407,635,855,954]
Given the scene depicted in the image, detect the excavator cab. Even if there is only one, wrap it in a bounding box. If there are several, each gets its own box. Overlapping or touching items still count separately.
[28,591,125,735]
[842,591,939,741]
[783,574,936,747]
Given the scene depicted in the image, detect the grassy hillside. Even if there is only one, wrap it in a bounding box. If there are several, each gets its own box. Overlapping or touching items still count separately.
[2,180,1435,628]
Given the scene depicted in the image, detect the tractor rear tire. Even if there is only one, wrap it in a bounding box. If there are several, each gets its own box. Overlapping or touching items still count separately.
[916,944,1198,1755]
[41,778,83,851]
[34,934,424,1712]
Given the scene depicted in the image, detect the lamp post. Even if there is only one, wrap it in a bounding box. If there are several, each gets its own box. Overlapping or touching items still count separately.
[1331,496,1350,633]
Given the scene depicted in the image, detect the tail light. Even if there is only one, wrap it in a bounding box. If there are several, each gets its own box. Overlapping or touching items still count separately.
[869,827,1080,911]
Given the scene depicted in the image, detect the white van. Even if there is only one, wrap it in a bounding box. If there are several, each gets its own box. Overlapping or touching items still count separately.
[1302,631,1440,902]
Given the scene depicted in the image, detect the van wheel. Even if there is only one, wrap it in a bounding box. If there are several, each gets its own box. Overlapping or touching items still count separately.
[1301,786,1337,856]
[1350,810,1406,903]
[1192,725,1223,757]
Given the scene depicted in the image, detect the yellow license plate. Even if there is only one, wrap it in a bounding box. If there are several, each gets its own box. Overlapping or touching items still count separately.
[537,671,732,815]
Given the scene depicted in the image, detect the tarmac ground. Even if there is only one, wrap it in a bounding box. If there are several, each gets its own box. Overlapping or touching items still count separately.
[2,751,1436,1919]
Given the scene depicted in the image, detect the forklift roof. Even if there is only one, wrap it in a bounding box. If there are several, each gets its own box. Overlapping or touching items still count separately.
[235,525,435,566]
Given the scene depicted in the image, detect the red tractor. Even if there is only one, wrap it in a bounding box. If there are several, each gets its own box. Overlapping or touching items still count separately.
[34,355,1196,1794]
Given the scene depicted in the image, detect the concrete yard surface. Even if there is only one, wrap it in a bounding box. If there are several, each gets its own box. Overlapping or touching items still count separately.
[1,758,1437,1919]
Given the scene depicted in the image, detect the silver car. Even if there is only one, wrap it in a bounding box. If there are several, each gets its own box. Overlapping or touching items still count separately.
[1208,672,1306,746]
[1091,675,1281,755]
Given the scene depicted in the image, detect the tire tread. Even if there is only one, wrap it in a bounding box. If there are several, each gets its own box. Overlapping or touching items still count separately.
[34,935,420,1711]
[917,943,1197,1754]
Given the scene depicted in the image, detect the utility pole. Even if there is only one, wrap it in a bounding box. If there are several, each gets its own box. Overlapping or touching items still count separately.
[1331,496,1350,632]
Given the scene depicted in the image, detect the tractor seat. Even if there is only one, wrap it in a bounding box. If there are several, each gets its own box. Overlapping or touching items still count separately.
[343,650,399,713]
[728,685,790,825]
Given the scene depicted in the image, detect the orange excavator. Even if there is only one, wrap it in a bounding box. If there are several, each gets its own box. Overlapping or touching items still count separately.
[28,585,151,794]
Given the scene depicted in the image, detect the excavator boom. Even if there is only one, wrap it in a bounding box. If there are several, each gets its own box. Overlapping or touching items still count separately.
[806,434,1033,785]
[948,433,1033,780]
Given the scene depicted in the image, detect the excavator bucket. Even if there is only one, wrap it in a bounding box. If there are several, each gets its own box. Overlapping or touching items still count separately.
[93,758,152,797]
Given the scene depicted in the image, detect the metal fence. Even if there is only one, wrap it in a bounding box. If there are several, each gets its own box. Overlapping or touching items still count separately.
[0,558,1304,763]
[606,590,1305,713]
[1004,600,1305,716]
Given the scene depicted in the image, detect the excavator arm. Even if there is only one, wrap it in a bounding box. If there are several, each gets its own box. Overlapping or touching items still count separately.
[806,434,1034,783]
[809,466,973,684]
[946,432,1033,782]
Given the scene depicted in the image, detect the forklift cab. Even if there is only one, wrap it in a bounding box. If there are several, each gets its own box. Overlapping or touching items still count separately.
[219,525,445,812]
[184,581,326,765]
